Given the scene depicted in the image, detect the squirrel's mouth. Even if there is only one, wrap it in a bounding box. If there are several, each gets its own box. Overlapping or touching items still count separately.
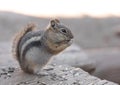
[67,39,73,45]
[55,39,73,45]
[62,39,73,44]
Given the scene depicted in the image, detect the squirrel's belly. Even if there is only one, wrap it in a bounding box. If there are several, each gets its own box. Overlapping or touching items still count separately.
[25,47,53,66]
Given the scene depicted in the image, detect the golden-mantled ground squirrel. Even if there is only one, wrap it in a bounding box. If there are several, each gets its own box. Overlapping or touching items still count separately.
[12,19,73,75]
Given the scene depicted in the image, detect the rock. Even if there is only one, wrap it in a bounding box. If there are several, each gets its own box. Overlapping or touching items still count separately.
[0,65,118,85]
[86,48,120,84]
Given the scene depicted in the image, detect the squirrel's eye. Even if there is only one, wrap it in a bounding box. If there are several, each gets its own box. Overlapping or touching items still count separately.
[61,29,67,33]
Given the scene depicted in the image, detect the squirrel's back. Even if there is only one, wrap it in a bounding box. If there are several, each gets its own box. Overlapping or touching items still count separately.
[12,23,36,60]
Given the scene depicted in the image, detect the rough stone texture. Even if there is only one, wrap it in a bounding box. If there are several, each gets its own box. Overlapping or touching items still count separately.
[0,42,118,85]
[0,65,118,85]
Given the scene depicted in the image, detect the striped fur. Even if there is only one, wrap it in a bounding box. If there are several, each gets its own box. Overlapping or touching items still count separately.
[20,35,41,61]
[12,19,74,74]
[12,23,36,60]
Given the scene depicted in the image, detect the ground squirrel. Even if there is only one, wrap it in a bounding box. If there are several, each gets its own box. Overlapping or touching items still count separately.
[12,19,74,75]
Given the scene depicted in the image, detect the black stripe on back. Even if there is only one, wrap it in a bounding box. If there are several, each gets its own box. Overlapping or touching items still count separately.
[22,40,41,58]
[18,30,43,57]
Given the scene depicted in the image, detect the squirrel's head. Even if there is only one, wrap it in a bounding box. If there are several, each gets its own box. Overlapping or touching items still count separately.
[45,19,74,54]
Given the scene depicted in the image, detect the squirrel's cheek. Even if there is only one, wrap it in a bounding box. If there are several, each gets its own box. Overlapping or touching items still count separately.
[55,34,64,40]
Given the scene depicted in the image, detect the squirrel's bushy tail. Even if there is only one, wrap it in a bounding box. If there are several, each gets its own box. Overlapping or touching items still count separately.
[12,23,36,60]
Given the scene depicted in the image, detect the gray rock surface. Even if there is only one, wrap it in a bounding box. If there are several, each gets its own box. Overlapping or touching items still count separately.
[86,48,120,84]
[0,65,118,85]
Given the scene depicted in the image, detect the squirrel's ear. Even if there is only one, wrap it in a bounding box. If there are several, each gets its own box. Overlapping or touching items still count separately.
[54,19,60,23]
[50,19,60,28]
[50,20,56,27]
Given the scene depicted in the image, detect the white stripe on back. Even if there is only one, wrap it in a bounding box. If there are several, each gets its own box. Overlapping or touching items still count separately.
[21,36,42,61]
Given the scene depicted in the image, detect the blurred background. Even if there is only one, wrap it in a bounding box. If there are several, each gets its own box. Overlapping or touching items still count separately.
[0,0,120,83]
[0,0,120,49]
